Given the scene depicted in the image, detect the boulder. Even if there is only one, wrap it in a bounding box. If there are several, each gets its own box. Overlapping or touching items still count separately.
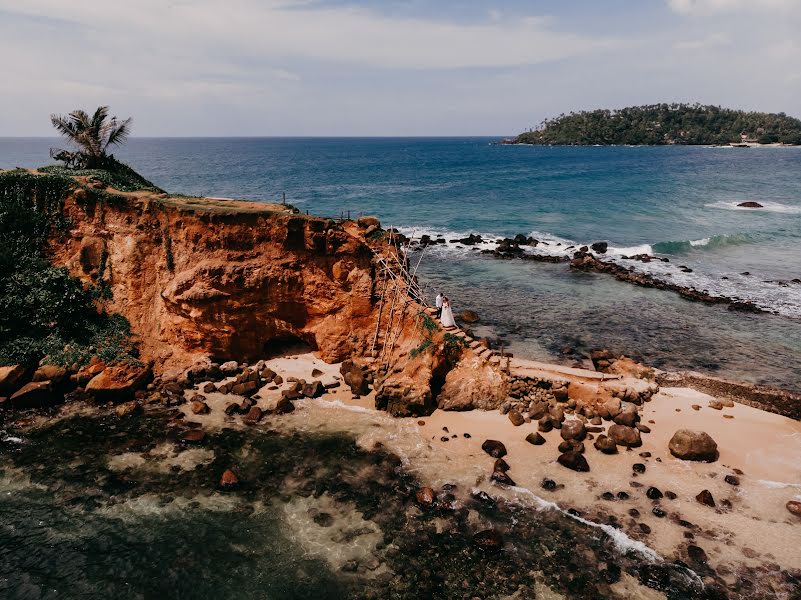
[357,215,381,229]
[668,430,719,462]
[787,501,801,518]
[201,382,216,394]
[220,361,240,375]
[243,406,263,423]
[181,430,206,443]
[115,400,142,417]
[590,241,608,254]
[613,405,639,427]
[593,435,618,454]
[437,355,508,411]
[232,381,258,397]
[603,397,622,419]
[275,397,295,414]
[459,310,480,323]
[472,529,504,552]
[481,440,507,458]
[493,458,510,472]
[0,365,29,395]
[86,363,151,401]
[75,359,107,385]
[525,432,546,446]
[608,424,642,448]
[560,420,586,441]
[507,409,525,427]
[491,470,516,487]
[32,365,68,385]
[415,487,435,507]
[341,361,370,396]
[9,381,60,409]
[302,380,325,399]
[558,451,590,472]
[190,400,211,415]
[737,201,763,208]
[219,469,239,491]
[696,489,715,507]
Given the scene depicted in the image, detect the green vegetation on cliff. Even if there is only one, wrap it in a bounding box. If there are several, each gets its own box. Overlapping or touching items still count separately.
[0,168,140,368]
[513,104,801,146]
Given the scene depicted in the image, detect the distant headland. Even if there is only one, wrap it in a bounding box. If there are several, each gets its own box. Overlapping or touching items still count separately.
[503,103,801,147]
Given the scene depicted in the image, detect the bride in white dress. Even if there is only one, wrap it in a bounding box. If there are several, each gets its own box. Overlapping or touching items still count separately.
[440,296,456,328]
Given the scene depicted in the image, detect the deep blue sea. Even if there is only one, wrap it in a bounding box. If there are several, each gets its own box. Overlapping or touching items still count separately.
[2,137,800,388]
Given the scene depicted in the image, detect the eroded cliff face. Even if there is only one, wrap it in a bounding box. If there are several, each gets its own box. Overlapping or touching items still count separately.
[50,188,379,370]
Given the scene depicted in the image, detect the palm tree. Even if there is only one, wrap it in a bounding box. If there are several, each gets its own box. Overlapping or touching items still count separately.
[50,106,132,169]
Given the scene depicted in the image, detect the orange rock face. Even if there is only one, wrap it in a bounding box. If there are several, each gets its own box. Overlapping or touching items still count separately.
[51,191,380,371]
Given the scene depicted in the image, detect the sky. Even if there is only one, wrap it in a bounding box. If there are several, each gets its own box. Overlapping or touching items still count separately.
[1,0,800,136]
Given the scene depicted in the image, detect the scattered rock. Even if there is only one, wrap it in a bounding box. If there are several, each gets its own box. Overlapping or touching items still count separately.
[0,365,29,395]
[560,419,586,441]
[525,432,546,446]
[243,406,263,423]
[9,381,59,408]
[724,475,740,486]
[219,469,239,491]
[190,400,211,415]
[85,363,151,401]
[491,470,516,487]
[632,463,646,474]
[415,487,435,507]
[181,430,206,443]
[737,201,763,208]
[669,430,719,462]
[786,501,801,517]
[591,241,608,254]
[557,451,590,472]
[472,529,504,552]
[493,458,510,472]
[115,400,141,418]
[541,479,557,491]
[275,397,295,414]
[696,489,715,507]
[220,361,239,375]
[201,382,216,394]
[593,435,617,454]
[646,487,663,500]
[481,440,507,458]
[302,380,325,399]
[608,424,642,448]
[507,409,525,427]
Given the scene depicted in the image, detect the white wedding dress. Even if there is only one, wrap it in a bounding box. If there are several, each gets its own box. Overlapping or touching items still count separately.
[440,302,456,327]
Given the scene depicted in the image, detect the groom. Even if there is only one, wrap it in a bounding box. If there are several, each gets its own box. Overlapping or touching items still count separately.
[435,292,443,318]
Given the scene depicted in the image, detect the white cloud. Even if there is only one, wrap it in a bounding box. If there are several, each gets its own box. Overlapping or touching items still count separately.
[673,31,731,50]
[668,0,801,16]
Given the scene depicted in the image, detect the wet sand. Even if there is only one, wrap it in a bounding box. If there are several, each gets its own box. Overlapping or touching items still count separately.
[180,351,801,587]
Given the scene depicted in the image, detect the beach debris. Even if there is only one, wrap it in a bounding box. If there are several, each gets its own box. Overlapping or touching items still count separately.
[669,429,719,462]
[696,490,716,507]
[481,440,507,458]
[557,450,590,472]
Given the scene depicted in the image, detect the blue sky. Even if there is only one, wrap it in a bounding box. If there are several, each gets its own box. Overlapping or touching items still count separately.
[1,0,799,136]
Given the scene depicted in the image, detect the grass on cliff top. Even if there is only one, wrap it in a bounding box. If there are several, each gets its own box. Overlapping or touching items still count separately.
[156,196,294,214]
[38,157,164,193]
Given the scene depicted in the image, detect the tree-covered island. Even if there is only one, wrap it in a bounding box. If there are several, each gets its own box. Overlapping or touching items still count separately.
[507,103,801,146]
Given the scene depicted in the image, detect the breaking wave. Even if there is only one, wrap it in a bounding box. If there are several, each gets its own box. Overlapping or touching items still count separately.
[707,200,801,214]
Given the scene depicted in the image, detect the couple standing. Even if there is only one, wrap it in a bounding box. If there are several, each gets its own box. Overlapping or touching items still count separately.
[435,293,456,328]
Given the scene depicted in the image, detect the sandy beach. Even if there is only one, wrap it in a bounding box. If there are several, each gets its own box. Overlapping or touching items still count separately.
[170,350,801,595]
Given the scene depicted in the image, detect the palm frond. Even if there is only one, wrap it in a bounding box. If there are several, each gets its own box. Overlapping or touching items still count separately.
[104,117,132,148]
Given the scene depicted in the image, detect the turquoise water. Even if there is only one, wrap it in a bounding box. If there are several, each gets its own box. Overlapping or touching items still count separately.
[2,138,800,388]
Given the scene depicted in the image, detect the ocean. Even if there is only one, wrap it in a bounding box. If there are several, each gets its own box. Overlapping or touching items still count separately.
[2,137,800,389]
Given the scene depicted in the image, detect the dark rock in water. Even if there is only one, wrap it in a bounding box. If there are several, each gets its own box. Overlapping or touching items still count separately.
[724,474,740,486]
[696,489,715,507]
[9,380,60,409]
[313,512,335,527]
[601,491,615,501]
[415,487,435,507]
[525,432,546,446]
[275,397,295,414]
[224,402,241,416]
[115,400,141,418]
[243,406,263,423]
[652,507,667,518]
[557,451,589,472]
[481,440,507,458]
[472,529,504,552]
[541,478,557,491]
[665,491,678,500]
[594,435,618,454]
[190,400,211,415]
[493,458,510,472]
[737,201,764,208]
[669,429,718,462]
[440,436,450,442]
[617,491,629,500]
[201,382,216,394]
[181,430,206,443]
[629,508,640,518]
[590,241,608,254]
[463,433,471,438]
[786,500,801,517]
[639,523,652,534]
[507,409,525,427]
[471,490,496,506]
[646,486,663,500]
[600,563,622,584]
[491,470,516,487]
[632,463,646,474]
[219,469,239,491]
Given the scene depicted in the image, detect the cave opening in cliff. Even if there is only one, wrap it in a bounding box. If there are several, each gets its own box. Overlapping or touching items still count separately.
[262,334,316,358]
